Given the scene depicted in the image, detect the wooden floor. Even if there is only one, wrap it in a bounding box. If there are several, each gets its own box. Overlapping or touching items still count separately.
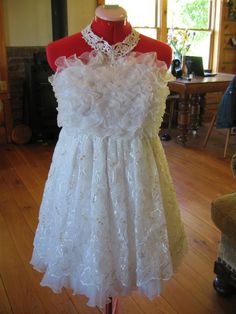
[0,126,236,314]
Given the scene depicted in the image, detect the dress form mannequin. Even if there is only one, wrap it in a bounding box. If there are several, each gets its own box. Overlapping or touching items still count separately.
[46,5,172,71]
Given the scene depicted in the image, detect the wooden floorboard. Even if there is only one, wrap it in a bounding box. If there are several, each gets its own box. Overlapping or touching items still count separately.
[0,208,46,314]
[0,273,13,314]
[0,126,236,313]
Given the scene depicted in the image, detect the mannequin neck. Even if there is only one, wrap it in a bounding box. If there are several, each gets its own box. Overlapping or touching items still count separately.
[91,17,132,45]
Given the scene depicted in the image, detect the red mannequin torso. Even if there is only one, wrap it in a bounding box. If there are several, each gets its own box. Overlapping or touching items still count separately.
[47,10,172,71]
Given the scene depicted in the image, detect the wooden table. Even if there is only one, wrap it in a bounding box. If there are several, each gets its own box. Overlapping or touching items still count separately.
[168,73,234,145]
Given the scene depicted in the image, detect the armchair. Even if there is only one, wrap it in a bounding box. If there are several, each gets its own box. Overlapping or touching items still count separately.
[211,154,236,296]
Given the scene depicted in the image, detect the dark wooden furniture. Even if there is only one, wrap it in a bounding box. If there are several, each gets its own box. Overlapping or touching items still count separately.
[24,61,59,142]
[0,0,12,144]
[168,73,234,145]
[0,92,12,143]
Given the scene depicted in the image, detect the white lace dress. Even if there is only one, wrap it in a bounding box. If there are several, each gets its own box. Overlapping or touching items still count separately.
[30,25,187,308]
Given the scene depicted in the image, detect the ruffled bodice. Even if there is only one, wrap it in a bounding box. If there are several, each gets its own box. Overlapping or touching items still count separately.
[49,51,172,139]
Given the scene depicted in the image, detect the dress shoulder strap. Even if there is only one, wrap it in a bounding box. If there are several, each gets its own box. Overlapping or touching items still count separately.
[81,23,140,59]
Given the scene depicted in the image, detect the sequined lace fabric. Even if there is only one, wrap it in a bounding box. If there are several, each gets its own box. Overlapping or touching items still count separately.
[30,29,187,308]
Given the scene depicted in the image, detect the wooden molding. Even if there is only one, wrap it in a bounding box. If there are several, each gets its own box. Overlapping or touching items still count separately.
[0,0,8,88]
[97,0,104,6]
[159,0,168,42]
[215,0,236,73]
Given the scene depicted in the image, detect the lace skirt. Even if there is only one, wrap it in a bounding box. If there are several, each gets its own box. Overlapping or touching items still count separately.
[30,127,187,307]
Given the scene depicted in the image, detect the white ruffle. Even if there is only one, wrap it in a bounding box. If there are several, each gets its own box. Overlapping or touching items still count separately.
[49,51,173,139]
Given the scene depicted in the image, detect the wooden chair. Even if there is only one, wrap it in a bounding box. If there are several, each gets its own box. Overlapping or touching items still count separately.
[160,93,179,141]
[202,111,232,158]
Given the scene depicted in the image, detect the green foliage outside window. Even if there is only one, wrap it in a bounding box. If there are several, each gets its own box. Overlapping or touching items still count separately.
[167,0,210,29]
[177,0,209,29]
[167,0,212,67]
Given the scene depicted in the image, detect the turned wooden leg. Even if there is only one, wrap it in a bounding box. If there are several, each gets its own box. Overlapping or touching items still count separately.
[160,101,175,142]
[189,93,205,137]
[167,101,175,135]
[198,94,205,127]
[105,297,118,314]
[189,94,200,135]
[105,298,112,314]
[3,97,13,143]
[177,95,190,145]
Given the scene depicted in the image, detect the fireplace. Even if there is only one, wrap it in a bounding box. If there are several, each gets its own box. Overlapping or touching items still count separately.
[19,0,68,142]
[23,52,59,141]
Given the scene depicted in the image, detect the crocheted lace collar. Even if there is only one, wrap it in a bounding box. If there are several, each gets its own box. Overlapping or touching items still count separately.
[81,23,140,59]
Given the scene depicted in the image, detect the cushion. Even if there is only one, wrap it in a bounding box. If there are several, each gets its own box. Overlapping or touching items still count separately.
[211,192,236,243]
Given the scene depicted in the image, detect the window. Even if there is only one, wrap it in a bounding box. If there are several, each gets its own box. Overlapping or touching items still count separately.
[101,0,216,68]
[103,0,160,39]
[167,0,215,68]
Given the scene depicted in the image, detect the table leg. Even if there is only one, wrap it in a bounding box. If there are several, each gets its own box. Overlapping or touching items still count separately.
[189,94,205,136]
[105,299,112,314]
[177,95,190,145]
[105,297,118,314]
[4,98,13,143]
[199,94,206,127]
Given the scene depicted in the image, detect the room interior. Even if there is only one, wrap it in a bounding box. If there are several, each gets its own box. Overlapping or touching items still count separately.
[0,0,236,313]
